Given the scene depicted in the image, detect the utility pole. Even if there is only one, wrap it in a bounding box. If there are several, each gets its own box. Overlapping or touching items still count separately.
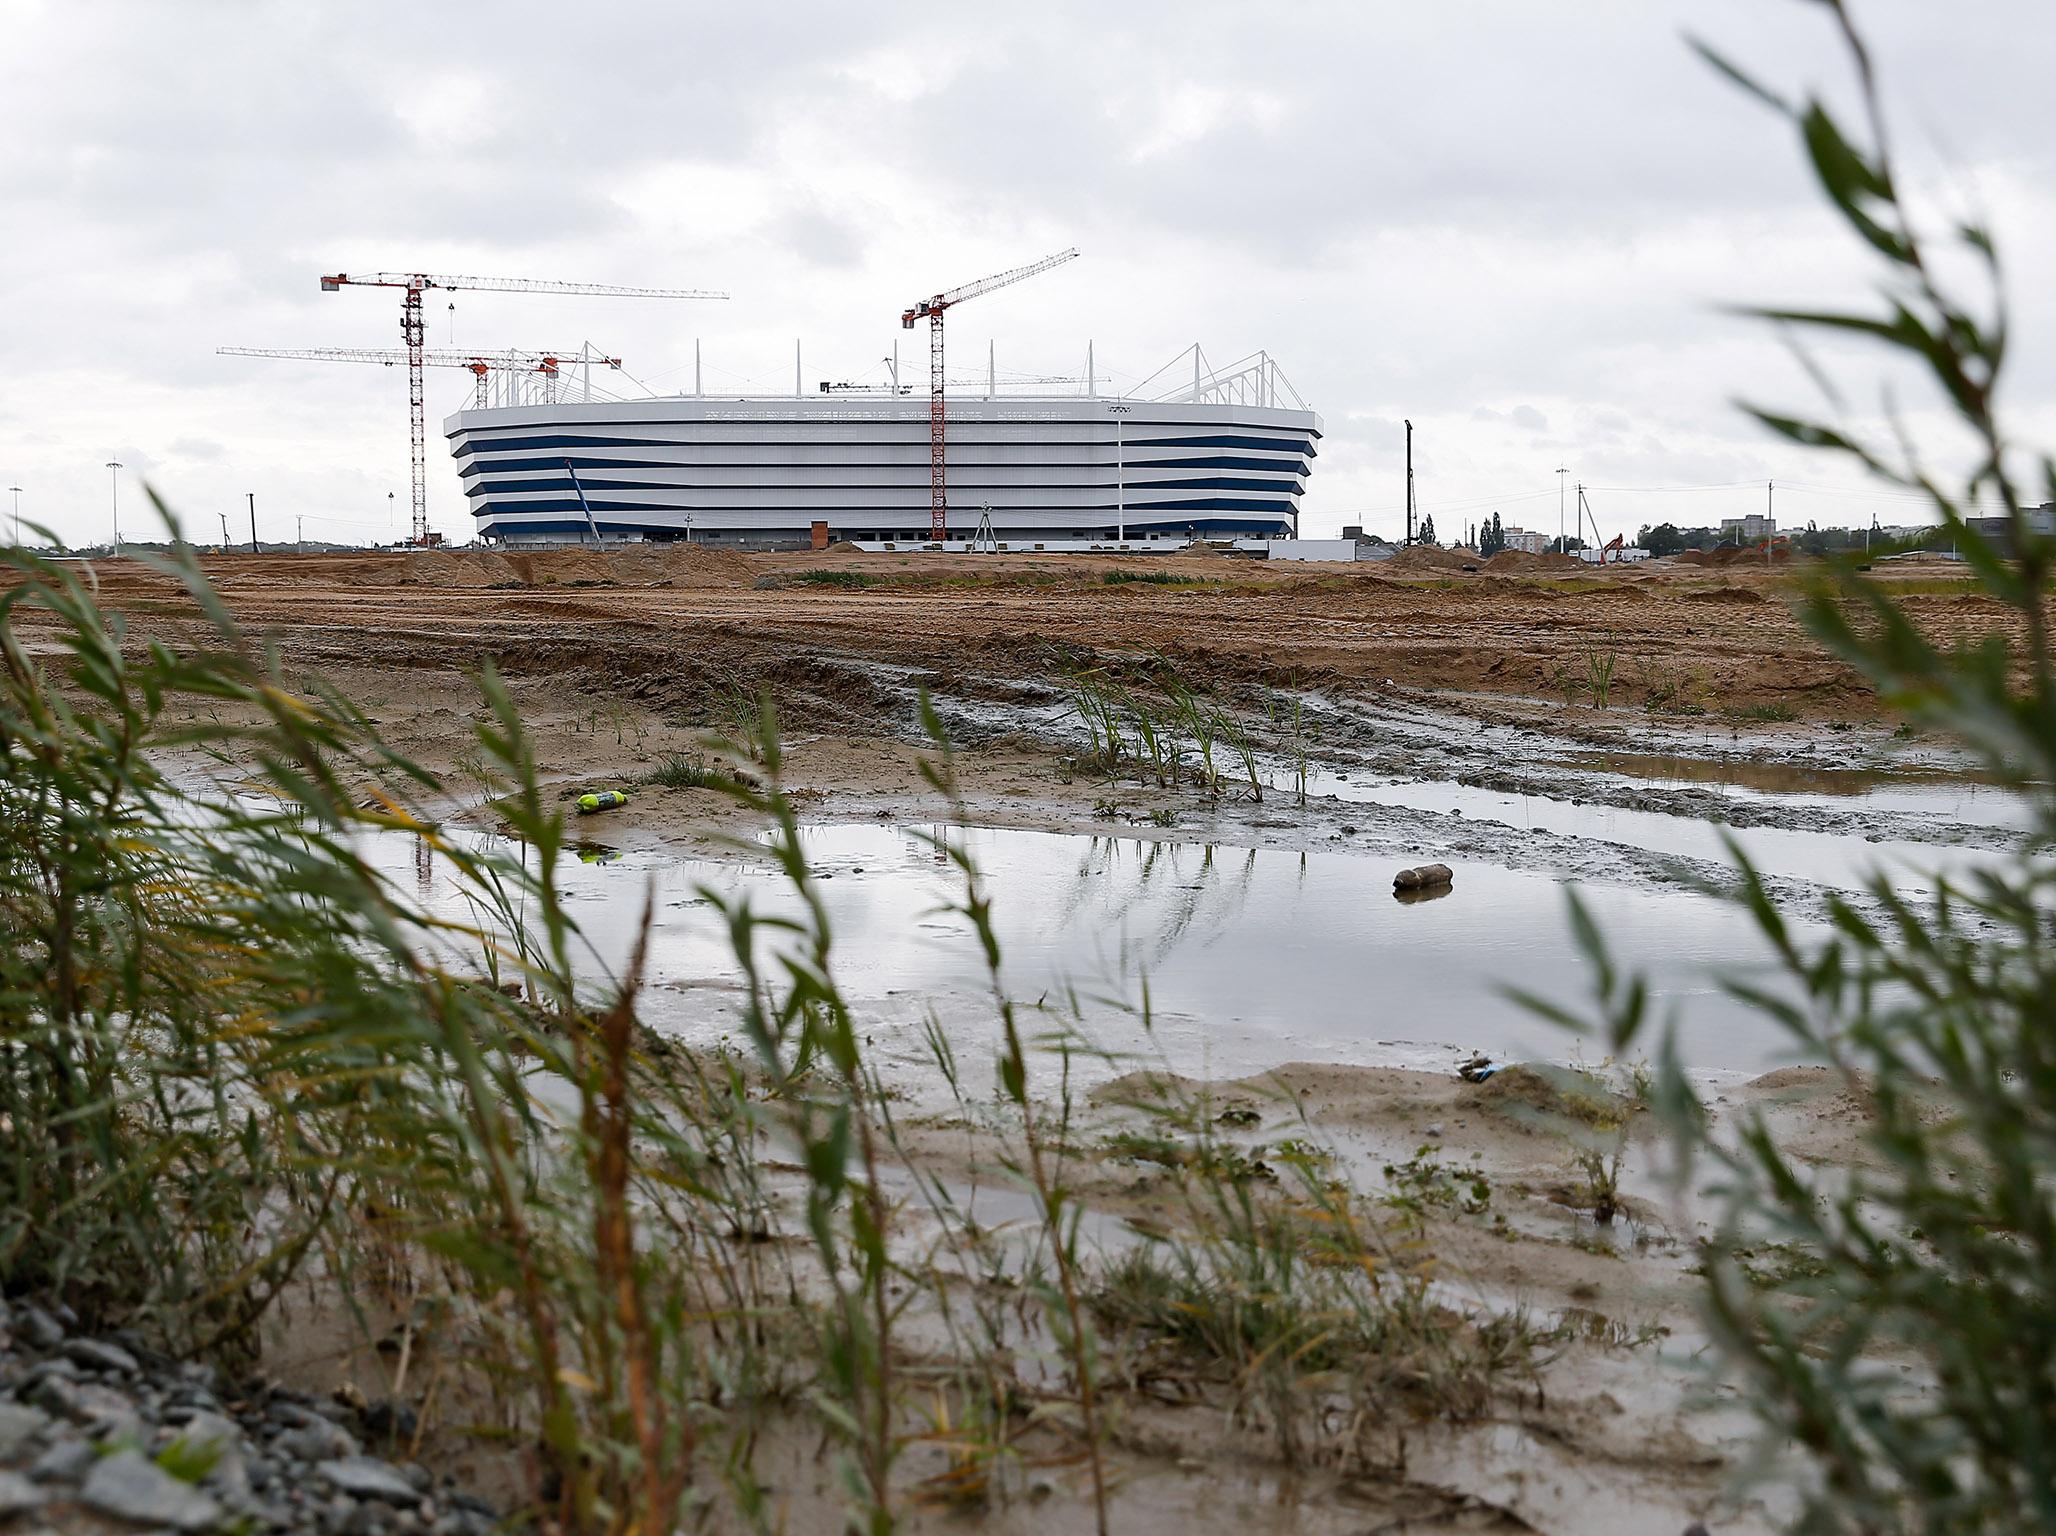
[105,459,122,553]
[1404,420,1415,546]
[297,515,305,553]
[1767,479,1775,567]
[7,485,20,547]
[1557,466,1568,554]
[248,492,258,555]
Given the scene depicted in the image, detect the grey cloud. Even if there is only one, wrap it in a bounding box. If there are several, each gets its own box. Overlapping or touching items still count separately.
[4,0,2053,545]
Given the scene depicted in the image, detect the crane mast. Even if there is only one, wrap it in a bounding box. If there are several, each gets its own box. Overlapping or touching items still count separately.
[320,271,723,545]
[900,248,1077,542]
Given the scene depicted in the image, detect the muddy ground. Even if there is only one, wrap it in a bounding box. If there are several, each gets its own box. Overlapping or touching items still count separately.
[8,545,2024,1533]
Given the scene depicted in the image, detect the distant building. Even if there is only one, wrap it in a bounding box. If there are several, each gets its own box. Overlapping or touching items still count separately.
[1963,504,2056,555]
[1720,513,1777,543]
[1503,527,1548,554]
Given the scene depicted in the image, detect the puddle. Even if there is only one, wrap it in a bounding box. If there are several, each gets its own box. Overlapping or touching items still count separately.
[1559,750,2033,831]
[364,821,1825,1089]
[1302,769,2011,893]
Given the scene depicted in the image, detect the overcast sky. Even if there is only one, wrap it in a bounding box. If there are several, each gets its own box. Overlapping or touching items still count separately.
[4,0,2052,549]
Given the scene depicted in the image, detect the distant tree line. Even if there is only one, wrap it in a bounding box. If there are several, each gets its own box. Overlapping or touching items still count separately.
[1635,521,1941,557]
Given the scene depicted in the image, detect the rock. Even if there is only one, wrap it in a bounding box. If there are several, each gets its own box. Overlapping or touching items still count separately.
[277,1420,361,1461]
[18,1308,65,1350]
[170,1409,243,1454]
[0,1402,50,1458]
[70,1381,147,1439]
[29,1437,96,1483]
[363,1399,420,1444]
[27,1377,82,1421]
[320,1456,423,1504]
[0,1471,47,1517]
[65,1338,141,1375]
[80,1449,224,1531]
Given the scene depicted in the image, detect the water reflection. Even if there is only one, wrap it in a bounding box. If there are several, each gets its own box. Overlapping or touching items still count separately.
[361,821,1818,1083]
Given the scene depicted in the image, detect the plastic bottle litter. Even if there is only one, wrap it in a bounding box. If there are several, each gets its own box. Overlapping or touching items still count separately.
[576,790,630,815]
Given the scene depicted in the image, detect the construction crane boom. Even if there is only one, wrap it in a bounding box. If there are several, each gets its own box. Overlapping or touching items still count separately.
[321,272,724,300]
[219,345,621,410]
[219,345,614,368]
[900,247,1078,542]
[319,270,724,544]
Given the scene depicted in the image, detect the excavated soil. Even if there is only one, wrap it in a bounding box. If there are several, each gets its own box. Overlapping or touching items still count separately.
[35,544,2017,723]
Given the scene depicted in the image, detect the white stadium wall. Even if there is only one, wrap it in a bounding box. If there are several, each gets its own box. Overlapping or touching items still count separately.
[443,394,1321,547]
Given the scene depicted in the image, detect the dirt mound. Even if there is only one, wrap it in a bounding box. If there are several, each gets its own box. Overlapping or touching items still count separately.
[1482,549,1580,572]
[826,540,866,554]
[1386,545,1470,572]
[1684,585,1765,604]
[511,548,614,585]
[1676,544,1796,567]
[1467,1064,1632,1127]
[391,551,521,588]
[652,542,753,587]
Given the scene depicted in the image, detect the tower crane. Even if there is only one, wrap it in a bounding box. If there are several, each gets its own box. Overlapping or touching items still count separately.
[218,345,623,409]
[320,271,724,545]
[901,248,1078,542]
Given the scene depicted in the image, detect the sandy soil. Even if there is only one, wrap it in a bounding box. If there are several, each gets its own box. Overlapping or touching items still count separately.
[23,542,2020,720]
[7,545,2009,1534]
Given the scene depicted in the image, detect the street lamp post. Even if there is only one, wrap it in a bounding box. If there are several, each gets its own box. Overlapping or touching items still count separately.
[106,460,123,553]
[7,485,20,548]
[1556,466,1568,554]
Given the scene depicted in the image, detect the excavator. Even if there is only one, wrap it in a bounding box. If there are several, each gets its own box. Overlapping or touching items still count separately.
[1597,533,1625,565]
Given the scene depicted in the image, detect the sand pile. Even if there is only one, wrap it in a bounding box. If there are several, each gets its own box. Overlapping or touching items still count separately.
[1685,586,1765,604]
[651,543,753,586]
[1482,549,1580,572]
[1676,544,1795,567]
[392,551,521,587]
[1386,545,1470,572]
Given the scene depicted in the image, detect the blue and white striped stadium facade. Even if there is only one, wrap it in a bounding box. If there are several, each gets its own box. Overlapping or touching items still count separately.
[445,380,1321,549]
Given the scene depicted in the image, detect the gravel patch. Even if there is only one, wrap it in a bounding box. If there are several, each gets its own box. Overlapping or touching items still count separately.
[0,1295,502,1535]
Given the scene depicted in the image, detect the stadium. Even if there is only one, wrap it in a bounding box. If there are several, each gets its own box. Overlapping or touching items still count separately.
[445,349,1320,550]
